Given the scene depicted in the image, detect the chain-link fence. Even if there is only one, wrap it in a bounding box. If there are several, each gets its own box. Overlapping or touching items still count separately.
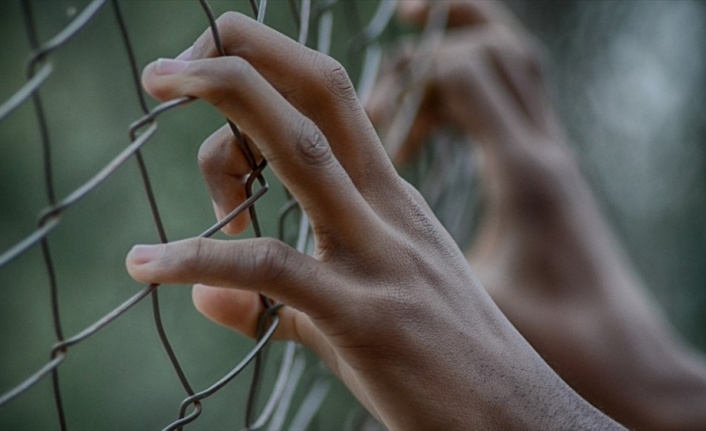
[0,1,412,429]
[5,1,701,430]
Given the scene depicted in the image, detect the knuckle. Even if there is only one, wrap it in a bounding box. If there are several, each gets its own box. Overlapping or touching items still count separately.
[322,58,352,92]
[401,179,428,207]
[197,140,218,173]
[485,25,520,61]
[227,55,253,75]
[216,11,249,36]
[250,238,289,283]
[197,149,209,172]
[292,117,333,166]
[492,24,547,78]
[218,11,243,25]
[183,237,209,272]
[192,12,247,56]
[217,12,255,56]
[319,57,358,107]
[196,57,253,108]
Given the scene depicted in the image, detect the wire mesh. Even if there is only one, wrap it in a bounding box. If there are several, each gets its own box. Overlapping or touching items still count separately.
[0,0,402,429]
[4,0,701,428]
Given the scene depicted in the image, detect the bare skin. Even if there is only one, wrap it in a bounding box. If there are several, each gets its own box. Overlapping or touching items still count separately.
[368,1,706,430]
[124,8,621,431]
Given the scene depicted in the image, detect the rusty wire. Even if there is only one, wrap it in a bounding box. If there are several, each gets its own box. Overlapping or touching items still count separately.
[0,0,407,430]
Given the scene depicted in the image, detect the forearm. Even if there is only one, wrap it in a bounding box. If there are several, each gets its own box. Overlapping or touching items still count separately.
[606,327,706,430]
[655,351,706,430]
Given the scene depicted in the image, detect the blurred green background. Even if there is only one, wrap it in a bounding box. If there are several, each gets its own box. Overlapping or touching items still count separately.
[0,0,704,430]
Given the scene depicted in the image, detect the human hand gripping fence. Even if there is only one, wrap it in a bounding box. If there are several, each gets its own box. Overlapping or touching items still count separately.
[0,0,398,429]
[126,1,628,429]
[1,0,666,429]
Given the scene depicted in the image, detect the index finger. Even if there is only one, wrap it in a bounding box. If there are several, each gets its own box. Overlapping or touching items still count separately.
[141,54,379,242]
[182,12,399,196]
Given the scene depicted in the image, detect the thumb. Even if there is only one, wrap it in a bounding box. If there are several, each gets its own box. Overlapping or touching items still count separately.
[125,237,332,314]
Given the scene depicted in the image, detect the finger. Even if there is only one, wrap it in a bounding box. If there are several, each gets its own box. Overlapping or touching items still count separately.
[395,26,532,147]
[142,56,377,235]
[183,12,399,196]
[369,77,439,166]
[198,124,258,235]
[370,28,535,164]
[398,0,518,29]
[487,39,553,134]
[436,27,545,138]
[192,284,304,341]
[191,283,345,381]
[445,54,526,146]
[192,284,274,338]
[393,99,439,165]
[126,237,343,317]
[365,45,441,166]
[364,37,418,127]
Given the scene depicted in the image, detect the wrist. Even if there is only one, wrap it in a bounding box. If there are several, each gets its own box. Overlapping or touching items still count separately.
[624,345,706,430]
[364,299,622,430]
[577,308,706,431]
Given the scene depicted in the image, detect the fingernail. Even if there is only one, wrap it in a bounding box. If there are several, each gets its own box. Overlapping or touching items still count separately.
[154,58,190,76]
[129,245,163,264]
[175,46,193,61]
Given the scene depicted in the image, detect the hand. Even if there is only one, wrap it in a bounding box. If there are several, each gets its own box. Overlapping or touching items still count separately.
[125,11,619,430]
[368,1,706,429]
[367,0,559,165]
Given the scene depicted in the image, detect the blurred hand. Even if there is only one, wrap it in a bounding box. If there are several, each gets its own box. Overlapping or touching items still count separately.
[124,10,618,430]
[367,0,559,164]
[368,1,706,430]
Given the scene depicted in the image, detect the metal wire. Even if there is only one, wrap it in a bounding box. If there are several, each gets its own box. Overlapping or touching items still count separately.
[0,0,416,430]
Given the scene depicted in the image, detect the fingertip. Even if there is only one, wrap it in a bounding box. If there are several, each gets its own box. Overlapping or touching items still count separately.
[129,244,163,264]
[125,244,164,283]
[140,60,189,101]
[212,202,251,236]
[191,283,217,315]
[140,61,165,100]
[221,221,248,236]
